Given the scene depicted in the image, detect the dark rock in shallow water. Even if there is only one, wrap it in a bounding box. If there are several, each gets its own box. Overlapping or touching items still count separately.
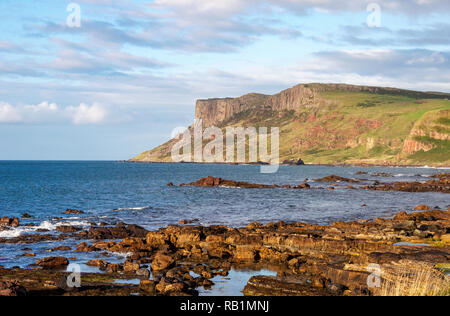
[56,225,82,233]
[35,257,69,270]
[313,175,360,183]
[87,224,148,240]
[363,173,450,193]
[179,176,310,190]
[65,209,84,215]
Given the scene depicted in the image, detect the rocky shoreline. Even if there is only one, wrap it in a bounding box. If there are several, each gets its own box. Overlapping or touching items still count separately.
[0,174,449,296]
[0,207,449,296]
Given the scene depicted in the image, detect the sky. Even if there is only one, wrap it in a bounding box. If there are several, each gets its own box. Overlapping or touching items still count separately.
[0,0,449,160]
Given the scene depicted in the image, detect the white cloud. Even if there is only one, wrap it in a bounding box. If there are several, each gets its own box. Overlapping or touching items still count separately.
[0,102,108,125]
[0,102,22,123]
[68,103,107,125]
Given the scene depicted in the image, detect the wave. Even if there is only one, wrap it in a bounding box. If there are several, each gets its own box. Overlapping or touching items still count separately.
[0,219,91,238]
[393,174,430,177]
[113,206,153,212]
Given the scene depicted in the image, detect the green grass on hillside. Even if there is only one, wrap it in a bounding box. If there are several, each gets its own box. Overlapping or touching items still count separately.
[132,89,450,166]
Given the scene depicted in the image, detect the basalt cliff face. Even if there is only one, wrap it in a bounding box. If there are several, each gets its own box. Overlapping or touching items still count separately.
[131,83,450,166]
[196,84,318,127]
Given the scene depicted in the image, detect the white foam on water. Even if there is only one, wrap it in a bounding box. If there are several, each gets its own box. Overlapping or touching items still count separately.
[0,219,91,238]
[114,206,152,211]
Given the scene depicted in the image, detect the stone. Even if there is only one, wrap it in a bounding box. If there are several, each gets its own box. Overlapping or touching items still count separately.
[326,282,347,295]
[0,281,27,296]
[123,260,140,273]
[415,205,430,211]
[86,260,107,268]
[56,226,82,233]
[21,213,32,219]
[36,257,69,269]
[393,221,416,232]
[234,245,258,261]
[140,280,156,294]
[75,242,98,252]
[136,268,150,278]
[0,217,19,227]
[440,234,450,243]
[65,209,84,215]
[313,175,359,183]
[152,253,175,271]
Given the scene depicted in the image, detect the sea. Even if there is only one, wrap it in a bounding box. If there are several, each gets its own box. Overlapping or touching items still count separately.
[0,161,448,294]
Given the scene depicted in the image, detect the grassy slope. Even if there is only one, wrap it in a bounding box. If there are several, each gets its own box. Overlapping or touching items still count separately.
[131,90,450,166]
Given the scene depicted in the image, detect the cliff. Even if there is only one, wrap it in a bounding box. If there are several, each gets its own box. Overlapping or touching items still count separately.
[131,83,450,166]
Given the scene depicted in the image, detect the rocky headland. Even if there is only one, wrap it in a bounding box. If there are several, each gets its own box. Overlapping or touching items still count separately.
[131,83,450,166]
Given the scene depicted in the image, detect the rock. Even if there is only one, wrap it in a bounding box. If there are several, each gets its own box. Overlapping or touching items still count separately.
[75,242,98,252]
[0,281,27,296]
[92,241,116,250]
[123,260,140,273]
[56,226,82,233]
[22,253,36,257]
[140,280,156,294]
[234,245,258,261]
[136,269,150,279]
[246,222,264,230]
[440,234,450,243]
[326,282,347,295]
[152,253,175,271]
[0,217,19,227]
[167,182,174,187]
[136,268,150,278]
[415,205,430,211]
[282,158,305,166]
[105,264,121,274]
[313,175,359,183]
[50,246,71,252]
[365,173,450,193]
[86,260,107,268]
[21,213,32,219]
[87,224,148,240]
[65,209,84,215]
[36,257,69,269]
[182,176,274,189]
[393,221,416,232]
[156,278,186,294]
[243,276,329,296]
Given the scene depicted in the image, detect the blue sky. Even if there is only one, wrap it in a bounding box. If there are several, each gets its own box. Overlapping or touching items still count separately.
[0,0,449,160]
